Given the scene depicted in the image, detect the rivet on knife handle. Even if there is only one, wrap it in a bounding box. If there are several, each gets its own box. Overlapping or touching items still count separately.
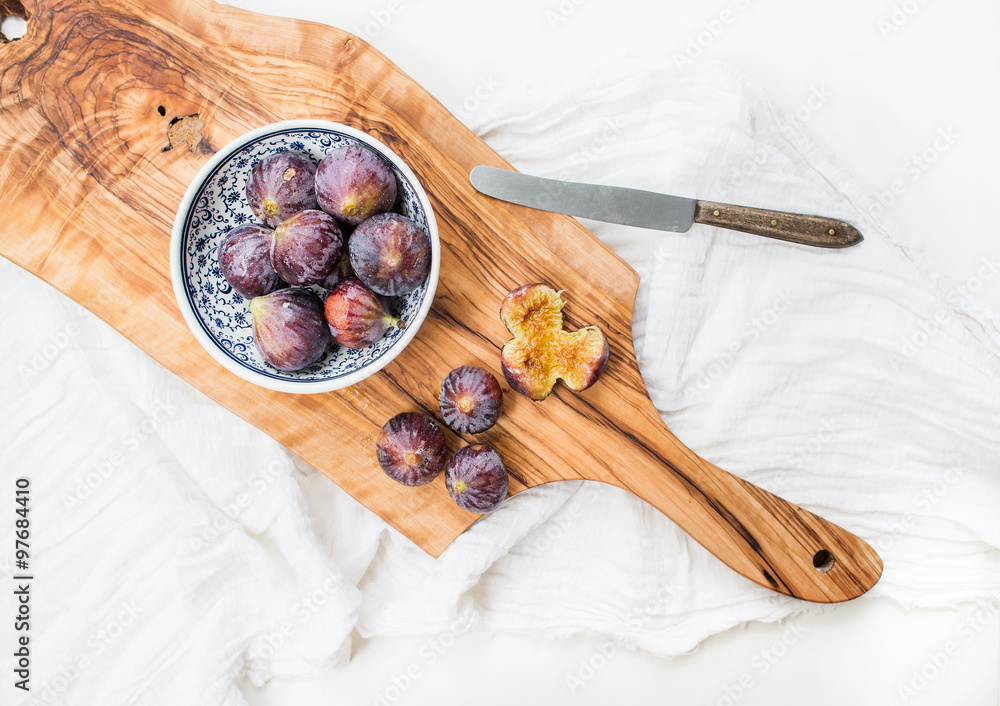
[694,201,863,248]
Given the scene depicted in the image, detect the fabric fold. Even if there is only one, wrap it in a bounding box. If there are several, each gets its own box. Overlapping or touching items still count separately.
[2,57,998,705]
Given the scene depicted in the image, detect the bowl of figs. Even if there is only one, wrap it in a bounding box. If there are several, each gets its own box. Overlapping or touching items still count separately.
[170,120,439,393]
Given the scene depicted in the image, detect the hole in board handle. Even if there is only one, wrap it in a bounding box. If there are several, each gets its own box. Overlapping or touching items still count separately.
[812,549,835,573]
[1,14,28,41]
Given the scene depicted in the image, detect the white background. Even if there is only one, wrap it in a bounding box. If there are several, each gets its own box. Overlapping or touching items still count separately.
[8,0,998,704]
[230,1,999,704]
[239,0,1000,704]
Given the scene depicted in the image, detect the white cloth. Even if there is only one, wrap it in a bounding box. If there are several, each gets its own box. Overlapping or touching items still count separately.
[2,58,998,705]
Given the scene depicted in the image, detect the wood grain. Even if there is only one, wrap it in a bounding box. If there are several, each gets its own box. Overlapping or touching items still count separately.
[0,0,882,602]
[0,0,27,19]
[0,0,28,42]
[694,200,863,248]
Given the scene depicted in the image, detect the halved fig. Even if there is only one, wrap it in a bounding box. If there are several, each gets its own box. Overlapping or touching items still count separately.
[499,284,609,401]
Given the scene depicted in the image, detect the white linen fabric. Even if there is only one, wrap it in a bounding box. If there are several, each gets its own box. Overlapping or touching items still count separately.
[2,58,998,705]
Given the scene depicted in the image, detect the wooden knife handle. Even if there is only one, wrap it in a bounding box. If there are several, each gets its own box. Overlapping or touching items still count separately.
[694,200,863,248]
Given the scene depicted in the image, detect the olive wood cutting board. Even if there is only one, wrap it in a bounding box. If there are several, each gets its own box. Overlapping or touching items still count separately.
[0,0,882,602]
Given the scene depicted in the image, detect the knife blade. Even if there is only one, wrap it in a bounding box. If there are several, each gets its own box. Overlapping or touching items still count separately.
[470,166,862,248]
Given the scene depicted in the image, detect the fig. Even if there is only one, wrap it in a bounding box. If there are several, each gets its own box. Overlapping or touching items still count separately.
[349,213,430,297]
[438,365,503,434]
[499,284,609,401]
[376,412,447,486]
[324,278,404,349]
[249,288,331,371]
[320,250,354,290]
[218,224,286,299]
[315,144,397,226]
[445,444,508,513]
[246,151,318,228]
[269,209,344,286]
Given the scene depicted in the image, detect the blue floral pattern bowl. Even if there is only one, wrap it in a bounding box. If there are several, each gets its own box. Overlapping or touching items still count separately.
[170,120,439,393]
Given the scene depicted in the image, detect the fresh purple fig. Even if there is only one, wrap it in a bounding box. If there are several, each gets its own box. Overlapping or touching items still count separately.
[217,224,286,299]
[246,151,318,228]
[376,412,447,486]
[249,288,331,371]
[315,145,397,226]
[445,444,508,513]
[349,213,430,297]
[324,278,404,349]
[438,366,503,434]
[269,209,344,286]
[320,250,354,290]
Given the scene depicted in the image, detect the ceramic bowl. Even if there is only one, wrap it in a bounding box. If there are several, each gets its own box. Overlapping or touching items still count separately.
[170,120,439,393]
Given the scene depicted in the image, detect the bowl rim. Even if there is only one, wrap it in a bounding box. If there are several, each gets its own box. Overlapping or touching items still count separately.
[169,119,440,394]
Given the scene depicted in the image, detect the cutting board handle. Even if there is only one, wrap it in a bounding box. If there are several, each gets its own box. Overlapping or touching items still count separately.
[588,399,883,602]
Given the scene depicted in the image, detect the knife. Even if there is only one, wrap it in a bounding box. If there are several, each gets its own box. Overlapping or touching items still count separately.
[470,166,862,248]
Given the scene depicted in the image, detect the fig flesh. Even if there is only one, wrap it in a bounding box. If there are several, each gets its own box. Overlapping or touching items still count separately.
[499,284,609,401]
